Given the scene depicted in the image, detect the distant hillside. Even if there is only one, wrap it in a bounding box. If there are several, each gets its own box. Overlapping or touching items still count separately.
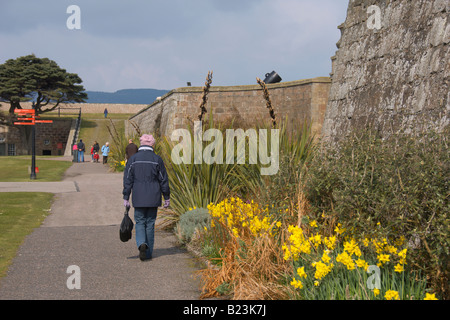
[84,88,169,104]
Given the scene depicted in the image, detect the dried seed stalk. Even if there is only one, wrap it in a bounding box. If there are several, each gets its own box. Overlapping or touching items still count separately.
[128,119,142,136]
[198,71,213,122]
[257,77,277,128]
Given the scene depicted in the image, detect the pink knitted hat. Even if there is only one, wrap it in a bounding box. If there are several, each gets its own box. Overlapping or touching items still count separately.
[140,134,156,147]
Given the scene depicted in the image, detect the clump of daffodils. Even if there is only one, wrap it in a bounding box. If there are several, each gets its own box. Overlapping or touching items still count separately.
[201,198,438,300]
[282,225,311,260]
[282,218,430,300]
[207,197,281,238]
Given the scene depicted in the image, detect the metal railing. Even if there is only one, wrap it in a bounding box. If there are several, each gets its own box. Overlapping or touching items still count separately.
[71,108,82,151]
[55,107,82,117]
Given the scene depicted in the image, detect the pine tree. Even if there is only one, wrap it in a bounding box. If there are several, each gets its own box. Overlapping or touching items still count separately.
[0,54,87,119]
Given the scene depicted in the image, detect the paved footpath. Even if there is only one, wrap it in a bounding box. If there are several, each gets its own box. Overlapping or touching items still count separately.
[0,159,203,300]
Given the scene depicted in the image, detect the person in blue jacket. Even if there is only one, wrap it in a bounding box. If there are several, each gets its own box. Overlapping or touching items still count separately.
[122,134,170,261]
[101,142,110,164]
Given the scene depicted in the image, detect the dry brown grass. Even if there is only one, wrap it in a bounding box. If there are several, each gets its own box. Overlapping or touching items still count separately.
[198,224,291,300]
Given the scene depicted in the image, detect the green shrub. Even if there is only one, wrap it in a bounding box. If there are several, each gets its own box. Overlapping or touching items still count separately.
[256,119,316,223]
[303,128,449,298]
[107,119,144,172]
[176,207,211,243]
[158,117,261,219]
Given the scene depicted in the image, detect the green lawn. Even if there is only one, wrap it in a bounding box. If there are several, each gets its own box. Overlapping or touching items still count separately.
[0,114,129,281]
[0,192,55,279]
[0,156,73,280]
[0,156,73,182]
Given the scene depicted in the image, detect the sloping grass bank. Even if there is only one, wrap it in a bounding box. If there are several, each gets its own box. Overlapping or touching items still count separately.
[77,114,132,150]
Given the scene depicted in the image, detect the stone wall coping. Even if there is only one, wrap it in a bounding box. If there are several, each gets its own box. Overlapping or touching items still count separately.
[130,77,331,120]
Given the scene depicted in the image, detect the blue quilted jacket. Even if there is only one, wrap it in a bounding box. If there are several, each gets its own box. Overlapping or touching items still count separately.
[123,146,170,207]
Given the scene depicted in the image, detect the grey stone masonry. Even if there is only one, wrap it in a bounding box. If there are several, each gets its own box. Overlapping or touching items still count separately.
[323,0,449,142]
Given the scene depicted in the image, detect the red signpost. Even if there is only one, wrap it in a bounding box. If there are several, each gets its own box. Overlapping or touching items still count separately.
[14,108,53,125]
[14,108,53,179]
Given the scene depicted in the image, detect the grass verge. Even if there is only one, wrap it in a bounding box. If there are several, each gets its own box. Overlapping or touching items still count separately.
[0,155,72,281]
[0,157,72,182]
[0,192,55,280]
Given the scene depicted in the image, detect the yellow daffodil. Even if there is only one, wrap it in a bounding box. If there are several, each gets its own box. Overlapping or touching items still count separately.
[283,225,311,261]
[321,252,331,264]
[385,290,400,300]
[424,293,438,300]
[324,236,337,250]
[313,261,333,280]
[309,233,322,248]
[290,278,303,289]
[309,220,318,228]
[394,263,404,273]
[297,266,307,279]
[336,251,355,270]
[355,259,367,269]
[397,248,407,264]
[334,223,345,235]
[377,254,390,266]
[387,245,398,254]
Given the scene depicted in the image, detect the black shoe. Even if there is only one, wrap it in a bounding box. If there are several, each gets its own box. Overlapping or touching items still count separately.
[139,244,148,261]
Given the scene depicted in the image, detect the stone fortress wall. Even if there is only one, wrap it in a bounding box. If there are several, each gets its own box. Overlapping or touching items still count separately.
[322,0,449,142]
[126,78,331,138]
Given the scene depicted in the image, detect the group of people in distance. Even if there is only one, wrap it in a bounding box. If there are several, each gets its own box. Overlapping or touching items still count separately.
[74,137,139,164]
[74,139,110,164]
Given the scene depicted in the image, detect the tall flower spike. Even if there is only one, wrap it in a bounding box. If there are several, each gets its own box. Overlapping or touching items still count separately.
[198,70,213,122]
[256,77,277,128]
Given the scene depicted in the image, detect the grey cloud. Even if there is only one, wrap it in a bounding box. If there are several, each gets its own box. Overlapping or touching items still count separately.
[0,0,348,91]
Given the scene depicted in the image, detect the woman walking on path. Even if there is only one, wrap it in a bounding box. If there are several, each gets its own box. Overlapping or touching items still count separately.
[101,142,110,164]
[122,134,170,261]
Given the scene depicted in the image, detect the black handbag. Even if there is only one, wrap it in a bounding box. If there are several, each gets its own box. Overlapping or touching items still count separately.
[120,206,134,242]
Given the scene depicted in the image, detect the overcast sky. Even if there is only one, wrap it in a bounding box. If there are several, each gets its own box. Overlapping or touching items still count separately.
[0,0,348,92]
